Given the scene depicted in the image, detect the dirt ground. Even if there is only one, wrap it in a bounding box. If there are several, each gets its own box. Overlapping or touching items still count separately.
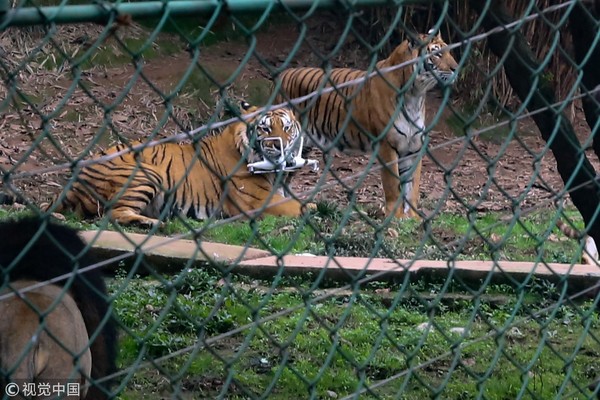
[1,19,598,218]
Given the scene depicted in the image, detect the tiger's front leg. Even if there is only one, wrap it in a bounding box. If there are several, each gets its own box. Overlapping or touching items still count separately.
[225,178,313,218]
[264,193,313,217]
[378,142,421,219]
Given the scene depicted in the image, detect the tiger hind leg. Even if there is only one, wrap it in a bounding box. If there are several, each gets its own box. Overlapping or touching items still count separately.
[379,143,404,218]
[41,186,98,221]
[105,165,165,227]
[403,159,421,219]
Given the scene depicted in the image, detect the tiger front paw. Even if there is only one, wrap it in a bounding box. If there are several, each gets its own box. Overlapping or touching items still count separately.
[386,202,421,220]
[390,210,421,221]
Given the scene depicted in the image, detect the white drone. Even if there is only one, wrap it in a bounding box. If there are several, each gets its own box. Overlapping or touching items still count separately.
[247,136,319,174]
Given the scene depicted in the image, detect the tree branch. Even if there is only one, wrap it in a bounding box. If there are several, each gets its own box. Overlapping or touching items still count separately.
[569,1,600,161]
[469,0,600,244]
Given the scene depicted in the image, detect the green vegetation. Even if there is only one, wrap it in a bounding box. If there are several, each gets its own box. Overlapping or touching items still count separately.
[108,267,599,399]
[3,204,594,398]
[0,202,587,264]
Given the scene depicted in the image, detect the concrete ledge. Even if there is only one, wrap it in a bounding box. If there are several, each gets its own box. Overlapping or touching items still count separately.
[239,256,600,289]
[79,230,600,290]
[79,230,271,273]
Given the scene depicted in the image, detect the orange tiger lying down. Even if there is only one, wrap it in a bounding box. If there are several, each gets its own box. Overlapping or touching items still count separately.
[44,103,313,226]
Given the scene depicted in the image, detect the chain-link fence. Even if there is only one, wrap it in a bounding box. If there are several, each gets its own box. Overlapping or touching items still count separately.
[1,0,600,398]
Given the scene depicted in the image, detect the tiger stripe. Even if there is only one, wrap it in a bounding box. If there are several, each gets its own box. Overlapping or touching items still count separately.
[276,31,458,218]
[44,104,309,226]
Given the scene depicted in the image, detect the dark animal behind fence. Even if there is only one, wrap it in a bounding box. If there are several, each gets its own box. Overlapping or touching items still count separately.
[0,217,117,399]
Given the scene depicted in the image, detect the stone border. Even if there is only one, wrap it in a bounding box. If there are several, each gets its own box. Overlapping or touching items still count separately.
[80,230,600,290]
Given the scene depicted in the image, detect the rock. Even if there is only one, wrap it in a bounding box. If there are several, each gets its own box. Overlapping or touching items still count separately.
[450,327,466,335]
[416,322,430,331]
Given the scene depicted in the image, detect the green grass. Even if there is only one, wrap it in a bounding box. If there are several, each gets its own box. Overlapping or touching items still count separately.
[0,205,596,398]
[108,267,600,399]
[0,202,587,263]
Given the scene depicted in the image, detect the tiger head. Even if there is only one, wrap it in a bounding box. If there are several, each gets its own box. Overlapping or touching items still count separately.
[413,30,458,90]
[388,30,458,92]
[234,101,303,167]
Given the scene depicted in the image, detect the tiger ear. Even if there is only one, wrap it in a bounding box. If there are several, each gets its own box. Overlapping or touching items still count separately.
[427,28,442,40]
[240,101,251,111]
[407,33,419,51]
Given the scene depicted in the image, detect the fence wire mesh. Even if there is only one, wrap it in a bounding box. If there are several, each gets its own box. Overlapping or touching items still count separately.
[1,0,600,399]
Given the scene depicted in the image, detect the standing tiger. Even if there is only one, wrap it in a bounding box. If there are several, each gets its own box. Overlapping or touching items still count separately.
[275,30,458,218]
[44,103,311,226]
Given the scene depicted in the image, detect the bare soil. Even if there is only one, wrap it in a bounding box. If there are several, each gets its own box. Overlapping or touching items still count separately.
[1,19,598,218]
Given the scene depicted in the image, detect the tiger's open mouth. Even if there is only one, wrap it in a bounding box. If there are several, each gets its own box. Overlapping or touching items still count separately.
[258,136,295,161]
[261,143,286,159]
